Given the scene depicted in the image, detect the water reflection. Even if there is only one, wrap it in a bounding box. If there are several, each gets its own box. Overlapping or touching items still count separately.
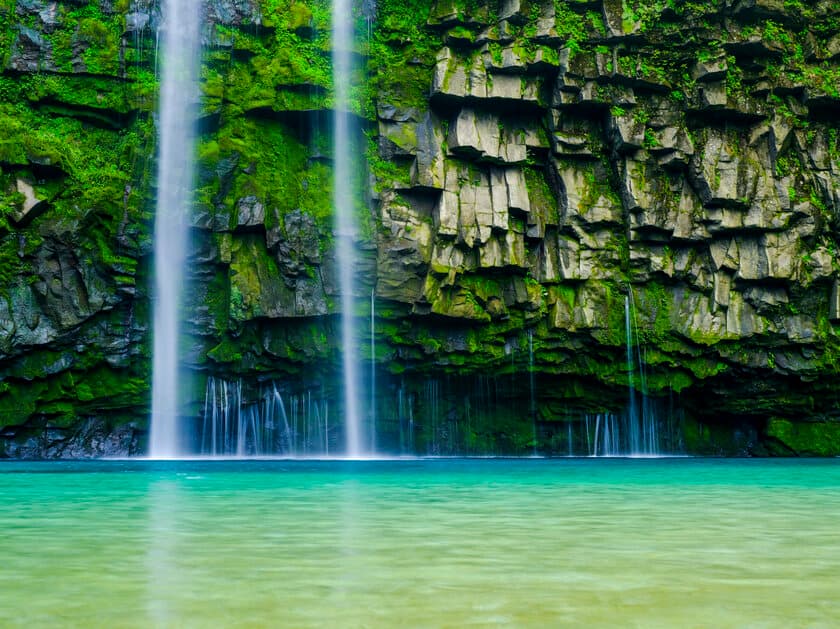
[147,479,180,625]
[338,479,361,602]
[2,460,840,627]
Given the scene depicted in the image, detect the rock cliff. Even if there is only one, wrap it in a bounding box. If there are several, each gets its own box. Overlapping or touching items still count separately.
[1,0,840,456]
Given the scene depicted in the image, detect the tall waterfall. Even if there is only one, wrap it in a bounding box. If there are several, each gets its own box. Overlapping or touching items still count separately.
[332,0,364,456]
[149,0,201,457]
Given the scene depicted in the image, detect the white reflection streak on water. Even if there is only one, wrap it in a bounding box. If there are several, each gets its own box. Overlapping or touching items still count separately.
[338,478,362,609]
[12,461,826,628]
[146,479,180,625]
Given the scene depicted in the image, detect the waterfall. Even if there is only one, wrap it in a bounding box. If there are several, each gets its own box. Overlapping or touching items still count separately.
[625,294,638,453]
[408,391,415,452]
[332,0,364,456]
[568,290,665,457]
[567,422,573,456]
[149,0,201,457]
[625,289,659,455]
[200,378,333,456]
[585,413,622,456]
[528,329,537,455]
[370,289,376,453]
[425,380,441,455]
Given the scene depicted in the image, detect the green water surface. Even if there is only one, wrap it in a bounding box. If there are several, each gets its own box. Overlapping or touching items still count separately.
[1,459,839,627]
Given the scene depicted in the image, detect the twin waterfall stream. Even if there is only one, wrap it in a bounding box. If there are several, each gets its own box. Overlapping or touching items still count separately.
[149,0,368,458]
[148,2,668,459]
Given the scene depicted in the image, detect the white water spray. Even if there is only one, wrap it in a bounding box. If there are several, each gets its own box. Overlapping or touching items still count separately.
[149,0,201,457]
[332,0,364,456]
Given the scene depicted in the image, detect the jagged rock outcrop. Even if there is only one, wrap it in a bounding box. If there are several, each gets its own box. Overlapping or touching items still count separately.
[369,0,840,454]
[1,0,839,456]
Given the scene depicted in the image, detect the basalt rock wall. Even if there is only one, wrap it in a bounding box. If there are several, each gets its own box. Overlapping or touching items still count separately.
[1,0,840,456]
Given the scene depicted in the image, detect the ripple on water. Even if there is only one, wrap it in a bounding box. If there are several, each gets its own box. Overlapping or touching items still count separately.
[0,459,839,628]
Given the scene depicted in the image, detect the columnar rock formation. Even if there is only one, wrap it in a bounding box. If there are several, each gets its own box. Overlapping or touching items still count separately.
[1,0,839,456]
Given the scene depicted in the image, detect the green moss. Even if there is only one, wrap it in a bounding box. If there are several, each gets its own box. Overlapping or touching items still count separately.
[367,0,440,117]
[0,234,24,288]
[551,1,587,53]
[228,235,284,320]
[201,115,364,236]
[367,135,412,189]
[0,380,43,424]
[460,274,502,303]
[0,365,147,426]
[766,418,840,456]
[633,282,672,345]
[206,266,232,332]
[682,416,744,456]
[524,167,559,226]
[208,336,245,364]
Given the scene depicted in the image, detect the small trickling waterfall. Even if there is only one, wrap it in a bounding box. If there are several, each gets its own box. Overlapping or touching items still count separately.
[370,289,377,453]
[577,405,680,457]
[625,295,638,441]
[528,329,537,455]
[201,378,332,456]
[585,413,622,456]
[563,293,664,457]
[625,290,658,455]
[332,0,365,456]
[149,0,201,457]
[396,381,416,454]
[567,423,574,457]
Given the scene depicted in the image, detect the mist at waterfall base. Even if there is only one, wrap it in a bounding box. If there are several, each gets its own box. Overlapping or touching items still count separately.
[4,459,840,627]
[148,0,201,458]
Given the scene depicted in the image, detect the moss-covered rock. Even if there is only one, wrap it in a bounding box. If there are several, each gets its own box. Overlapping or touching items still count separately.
[2,0,840,456]
[765,417,840,456]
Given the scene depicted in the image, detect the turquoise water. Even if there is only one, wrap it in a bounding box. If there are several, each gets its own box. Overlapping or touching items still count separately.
[1,459,839,627]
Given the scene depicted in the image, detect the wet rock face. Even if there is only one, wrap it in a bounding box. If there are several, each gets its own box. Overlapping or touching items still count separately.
[1,0,840,456]
[204,0,262,26]
[1,420,140,459]
[370,0,840,446]
[0,0,156,456]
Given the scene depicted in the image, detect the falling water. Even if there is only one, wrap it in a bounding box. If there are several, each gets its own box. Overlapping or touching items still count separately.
[426,380,441,455]
[149,0,201,457]
[567,422,574,456]
[584,413,622,456]
[370,289,376,452]
[630,289,657,454]
[528,329,537,455]
[333,0,364,456]
[408,392,415,452]
[625,294,638,450]
[624,291,659,455]
[200,378,332,456]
